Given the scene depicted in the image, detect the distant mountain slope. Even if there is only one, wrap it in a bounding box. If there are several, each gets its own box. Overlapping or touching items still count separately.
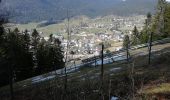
[1,0,157,23]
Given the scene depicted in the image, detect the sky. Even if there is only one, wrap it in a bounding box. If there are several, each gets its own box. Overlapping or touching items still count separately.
[122,0,170,2]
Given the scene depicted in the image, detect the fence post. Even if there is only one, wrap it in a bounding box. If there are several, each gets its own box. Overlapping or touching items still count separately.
[148,32,153,64]
[95,56,97,67]
[101,43,104,100]
[9,64,14,100]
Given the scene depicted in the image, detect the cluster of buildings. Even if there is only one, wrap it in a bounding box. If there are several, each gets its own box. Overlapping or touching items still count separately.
[41,15,145,60]
[14,15,145,60]
[45,30,125,60]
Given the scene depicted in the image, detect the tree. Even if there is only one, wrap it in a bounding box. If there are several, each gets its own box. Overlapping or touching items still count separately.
[123,35,130,62]
[0,18,9,87]
[31,29,40,73]
[148,1,170,40]
[0,19,5,38]
[163,2,170,36]
[17,30,33,80]
[5,28,33,81]
[145,12,153,65]
[48,34,54,43]
[152,0,166,38]
[31,29,40,49]
[36,34,64,75]
[146,12,152,34]
[23,30,31,50]
[36,37,47,74]
[0,1,14,99]
[0,26,34,85]
[131,26,140,45]
[50,37,64,70]
[1,27,34,99]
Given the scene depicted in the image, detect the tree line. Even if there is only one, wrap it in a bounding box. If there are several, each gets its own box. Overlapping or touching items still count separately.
[123,0,170,47]
[0,23,64,87]
[122,0,170,63]
[138,0,170,43]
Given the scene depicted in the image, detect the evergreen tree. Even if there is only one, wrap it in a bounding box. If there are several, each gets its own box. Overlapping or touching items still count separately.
[0,25,65,86]
[36,34,64,75]
[164,2,170,36]
[0,27,34,86]
[138,13,152,44]
[31,29,40,49]
[37,37,47,74]
[5,28,33,81]
[31,29,40,73]
[139,1,170,43]
[131,26,140,45]
[48,34,54,43]
[0,18,9,86]
[23,30,31,50]
[46,36,64,72]
[152,0,166,38]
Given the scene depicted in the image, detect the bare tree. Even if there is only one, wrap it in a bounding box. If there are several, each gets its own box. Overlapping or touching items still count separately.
[123,35,130,62]
[146,13,153,65]
[63,8,70,99]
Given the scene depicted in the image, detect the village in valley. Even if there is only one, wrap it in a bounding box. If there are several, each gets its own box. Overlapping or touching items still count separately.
[10,15,145,60]
[2,0,170,100]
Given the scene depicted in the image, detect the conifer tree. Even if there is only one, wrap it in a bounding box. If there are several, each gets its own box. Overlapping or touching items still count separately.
[131,26,139,45]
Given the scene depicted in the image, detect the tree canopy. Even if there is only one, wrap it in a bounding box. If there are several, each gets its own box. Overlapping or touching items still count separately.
[131,1,170,45]
[0,27,65,87]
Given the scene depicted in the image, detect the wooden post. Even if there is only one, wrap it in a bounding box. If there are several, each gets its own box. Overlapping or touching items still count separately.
[101,43,104,100]
[108,80,112,100]
[126,46,129,62]
[95,56,96,67]
[9,64,14,100]
[101,43,104,82]
[148,32,153,64]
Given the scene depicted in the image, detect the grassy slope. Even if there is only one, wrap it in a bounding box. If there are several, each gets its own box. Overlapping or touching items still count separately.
[1,44,170,99]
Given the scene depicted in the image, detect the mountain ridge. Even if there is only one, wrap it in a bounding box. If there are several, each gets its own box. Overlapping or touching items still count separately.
[0,0,157,23]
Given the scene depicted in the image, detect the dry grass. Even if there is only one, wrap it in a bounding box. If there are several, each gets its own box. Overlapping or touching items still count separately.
[143,83,170,95]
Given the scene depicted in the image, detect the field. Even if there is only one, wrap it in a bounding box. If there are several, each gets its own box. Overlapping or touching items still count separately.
[9,15,145,38]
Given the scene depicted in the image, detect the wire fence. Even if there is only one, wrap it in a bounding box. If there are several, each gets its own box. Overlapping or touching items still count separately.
[0,37,170,100]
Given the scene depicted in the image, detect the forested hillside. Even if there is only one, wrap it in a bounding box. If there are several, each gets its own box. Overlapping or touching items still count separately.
[0,0,156,23]
[130,0,170,45]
